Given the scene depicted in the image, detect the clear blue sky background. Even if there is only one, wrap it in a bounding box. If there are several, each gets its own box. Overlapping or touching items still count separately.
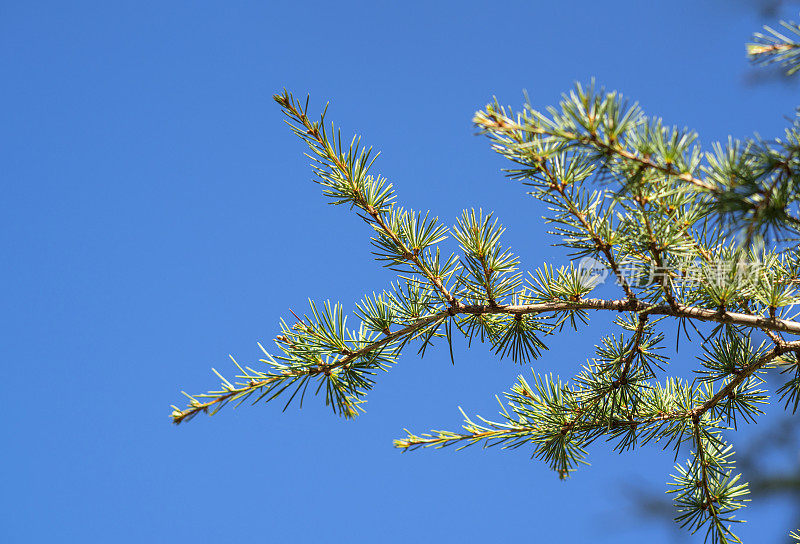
[3,1,799,542]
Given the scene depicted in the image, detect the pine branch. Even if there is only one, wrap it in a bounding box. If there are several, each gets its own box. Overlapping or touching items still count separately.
[635,196,678,307]
[542,160,638,300]
[473,102,717,193]
[174,53,800,540]
[693,341,798,420]
[274,90,460,308]
[748,18,800,74]
[672,425,748,543]
[619,313,649,378]
[173,296,800,424]
[171,307,444,424]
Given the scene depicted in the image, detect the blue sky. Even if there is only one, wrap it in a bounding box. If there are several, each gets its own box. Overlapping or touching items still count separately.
[2,1,799,542]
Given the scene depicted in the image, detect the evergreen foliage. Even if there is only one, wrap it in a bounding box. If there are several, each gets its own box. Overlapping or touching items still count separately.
[171,15,800,543]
